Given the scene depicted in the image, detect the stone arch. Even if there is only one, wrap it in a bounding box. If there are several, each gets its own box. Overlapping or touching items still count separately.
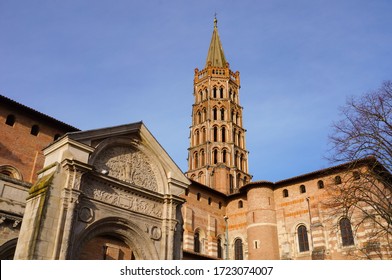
[72,217,159,260]
[193,227,207,254]
[0,165,23,180]
[89,137,167,194]
[0,238,18,260]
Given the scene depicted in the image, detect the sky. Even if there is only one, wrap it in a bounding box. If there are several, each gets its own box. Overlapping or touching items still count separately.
[1,0,392,182]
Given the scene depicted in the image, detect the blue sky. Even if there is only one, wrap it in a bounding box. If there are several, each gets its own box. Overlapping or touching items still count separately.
[1,0,392,182]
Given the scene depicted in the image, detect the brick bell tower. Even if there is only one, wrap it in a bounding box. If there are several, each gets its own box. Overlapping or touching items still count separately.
[186,17,252,194]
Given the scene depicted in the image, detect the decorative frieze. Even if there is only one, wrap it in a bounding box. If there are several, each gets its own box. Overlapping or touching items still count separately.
[83,177,163,218]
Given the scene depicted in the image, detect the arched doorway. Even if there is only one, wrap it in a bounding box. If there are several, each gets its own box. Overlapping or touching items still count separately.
[72,217,159,260]
[78,235,135,260]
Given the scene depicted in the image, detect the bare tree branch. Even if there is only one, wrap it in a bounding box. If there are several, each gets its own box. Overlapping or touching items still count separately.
[327,80,392,259]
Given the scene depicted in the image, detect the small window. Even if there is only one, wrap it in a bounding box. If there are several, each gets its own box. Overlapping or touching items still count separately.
[217,239,223,259]
[353,171,360,180]
[31,124,39,136]
[197,193,201,201]
[238,200,243,209]
[213,127,218,142]
[213,108,218,120]
[300,185,306,194]
[317,180,324,189]
[5,114,16,126]
[185,189,189,196]
[218,202,222,209]
[283,189,289,198]
[335,176,342,185]
[208,197,212,205]
[234,239,243,260]
[194,232,200,253]
[340,218,355,246]
[297,225,310,252]
[213,149,218,164]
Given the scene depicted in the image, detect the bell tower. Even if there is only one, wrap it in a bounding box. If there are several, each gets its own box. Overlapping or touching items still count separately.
[186,17,252,194]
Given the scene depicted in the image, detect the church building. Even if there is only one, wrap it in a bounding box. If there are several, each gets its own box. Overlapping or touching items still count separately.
[0,18,390,260]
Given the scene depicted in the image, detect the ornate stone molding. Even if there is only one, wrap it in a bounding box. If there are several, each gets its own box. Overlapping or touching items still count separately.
[0,214,22,228]
[82,176,163,218]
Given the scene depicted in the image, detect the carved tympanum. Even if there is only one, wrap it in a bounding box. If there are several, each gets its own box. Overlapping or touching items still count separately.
[94,145,158,191]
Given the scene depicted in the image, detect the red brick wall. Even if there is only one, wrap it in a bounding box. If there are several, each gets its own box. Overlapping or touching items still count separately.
[0,104,73,183]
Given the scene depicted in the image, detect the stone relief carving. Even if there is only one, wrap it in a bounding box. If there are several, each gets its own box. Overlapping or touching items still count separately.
[83,177,163,218]
[150,226,162,241]
[145,224,162,241]
[78,206,94,223]
[94,145,158,192]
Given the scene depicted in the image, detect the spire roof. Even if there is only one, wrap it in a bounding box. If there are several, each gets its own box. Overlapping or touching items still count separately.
[205,17,227,68]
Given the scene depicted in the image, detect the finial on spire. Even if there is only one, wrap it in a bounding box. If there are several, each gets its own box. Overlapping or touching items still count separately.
[214,13,218,28]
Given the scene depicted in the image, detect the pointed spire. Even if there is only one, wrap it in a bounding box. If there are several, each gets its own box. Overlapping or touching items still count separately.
[205,16,227,68]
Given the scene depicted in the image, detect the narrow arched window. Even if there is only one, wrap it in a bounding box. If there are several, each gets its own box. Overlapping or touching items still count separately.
[213,108,218,120]
[218,202,222,209]
[194,152,199,168]
[317,180,324,189]
[30,124,39,136]
[219,87,224,98]
[234,239,243,260]
[335,176,342,185]
[220,108,225,120]
[217,238,223,259]
[200,150,205,166]
[283,189,289,198]
[222,149,227,163]
[300,184,306,193]
[297,225,309,252]
[197,111,202,124]
[238,200,243,209]
[213,87,217,98]
[213,149,218,164]
[221,127,226,142]
[208,197,212,205]
[194,232,200,253]
[197,193,201,201]
[195,130,199,145]
[5,114,16,126]
[340,218,354,246]
[213,127,218,142]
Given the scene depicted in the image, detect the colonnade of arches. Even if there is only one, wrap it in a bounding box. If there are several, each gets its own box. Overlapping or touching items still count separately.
[194,107,242,126]
[190,148,248,171]
[192,126,245,148]
[195,86,239,103]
